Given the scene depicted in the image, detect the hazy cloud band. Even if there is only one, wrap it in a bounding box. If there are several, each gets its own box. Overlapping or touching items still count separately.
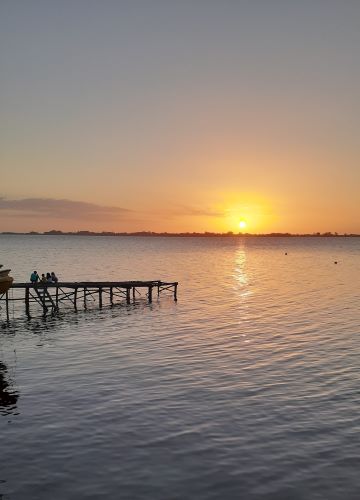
[0,197,130,220]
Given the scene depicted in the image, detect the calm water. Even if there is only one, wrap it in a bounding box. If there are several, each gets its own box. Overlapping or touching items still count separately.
[1,235,359,499]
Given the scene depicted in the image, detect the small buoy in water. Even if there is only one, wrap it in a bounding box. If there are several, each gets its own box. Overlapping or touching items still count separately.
[285,252,288,255]
[334,261,338,264]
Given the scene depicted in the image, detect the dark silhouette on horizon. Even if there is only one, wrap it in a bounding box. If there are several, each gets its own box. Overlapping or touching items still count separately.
[1,230,359,237]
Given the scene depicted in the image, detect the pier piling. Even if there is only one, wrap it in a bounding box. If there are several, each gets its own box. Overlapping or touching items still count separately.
[25,287,30,317]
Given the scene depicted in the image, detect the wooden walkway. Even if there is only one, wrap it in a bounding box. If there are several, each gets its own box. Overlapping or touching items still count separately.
[0,280,178,320]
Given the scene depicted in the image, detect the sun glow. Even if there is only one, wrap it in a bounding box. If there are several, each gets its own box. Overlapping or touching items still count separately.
[218,193,275,233]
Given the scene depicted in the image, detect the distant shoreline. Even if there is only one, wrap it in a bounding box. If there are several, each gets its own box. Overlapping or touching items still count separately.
[1,231,359,237]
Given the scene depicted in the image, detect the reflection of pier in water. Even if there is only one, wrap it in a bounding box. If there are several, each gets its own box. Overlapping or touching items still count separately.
[0,361,18,415]
[0,280,178,320]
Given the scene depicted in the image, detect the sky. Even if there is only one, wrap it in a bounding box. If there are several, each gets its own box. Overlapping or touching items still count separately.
[1,0,360,234]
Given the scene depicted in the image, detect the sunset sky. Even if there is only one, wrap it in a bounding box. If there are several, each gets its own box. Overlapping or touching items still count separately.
[1,1,359,234]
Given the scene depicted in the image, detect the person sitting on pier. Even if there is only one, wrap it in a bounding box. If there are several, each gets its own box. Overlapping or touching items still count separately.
[46,272,52,283]
[30,271,39,283]
[40,273,47,283]
[51,272,58,283]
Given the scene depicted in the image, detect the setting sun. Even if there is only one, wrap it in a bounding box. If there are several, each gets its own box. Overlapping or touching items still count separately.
[239,221,247,230]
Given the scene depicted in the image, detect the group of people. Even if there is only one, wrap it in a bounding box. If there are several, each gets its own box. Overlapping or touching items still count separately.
[30,271,58,284]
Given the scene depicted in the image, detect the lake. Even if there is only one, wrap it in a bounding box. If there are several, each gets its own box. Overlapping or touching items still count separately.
[1,235,359,499]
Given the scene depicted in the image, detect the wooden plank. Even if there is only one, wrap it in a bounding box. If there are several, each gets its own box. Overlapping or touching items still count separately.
[11,280,165,288]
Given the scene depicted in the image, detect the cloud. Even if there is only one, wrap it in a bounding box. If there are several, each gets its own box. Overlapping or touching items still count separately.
[0,197,131,220]
[166,205,224,218]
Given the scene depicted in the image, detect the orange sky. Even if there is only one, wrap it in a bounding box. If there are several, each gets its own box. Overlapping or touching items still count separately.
[1,2,360,234]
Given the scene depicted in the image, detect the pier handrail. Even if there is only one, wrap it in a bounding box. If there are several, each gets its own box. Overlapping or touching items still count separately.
[11,280,178,288]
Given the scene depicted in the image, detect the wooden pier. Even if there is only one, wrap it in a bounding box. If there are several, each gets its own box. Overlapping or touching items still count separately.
[0,280,178,320]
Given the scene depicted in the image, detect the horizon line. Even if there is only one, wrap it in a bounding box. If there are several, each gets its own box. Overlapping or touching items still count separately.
[1,230,360,237]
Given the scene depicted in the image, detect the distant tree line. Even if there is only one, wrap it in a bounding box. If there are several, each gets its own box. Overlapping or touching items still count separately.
[1,230,359,237]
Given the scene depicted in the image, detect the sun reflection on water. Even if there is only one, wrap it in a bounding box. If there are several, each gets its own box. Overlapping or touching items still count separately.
[233,247,248,287]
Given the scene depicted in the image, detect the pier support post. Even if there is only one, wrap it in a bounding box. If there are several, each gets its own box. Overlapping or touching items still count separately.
[25,287,30,317]
[55,286,59,310]
[126,288,131,304]
[110,287,113,306]
[174,283,178,301]
[74,287,78,311]
[84,287,87,309]
[5,291,10,322]
[132,287,136,302]
[99,288,103,309]
[148,286,153,303]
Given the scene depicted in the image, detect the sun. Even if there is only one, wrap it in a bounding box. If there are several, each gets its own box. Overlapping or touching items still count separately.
[239,220,247,230]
